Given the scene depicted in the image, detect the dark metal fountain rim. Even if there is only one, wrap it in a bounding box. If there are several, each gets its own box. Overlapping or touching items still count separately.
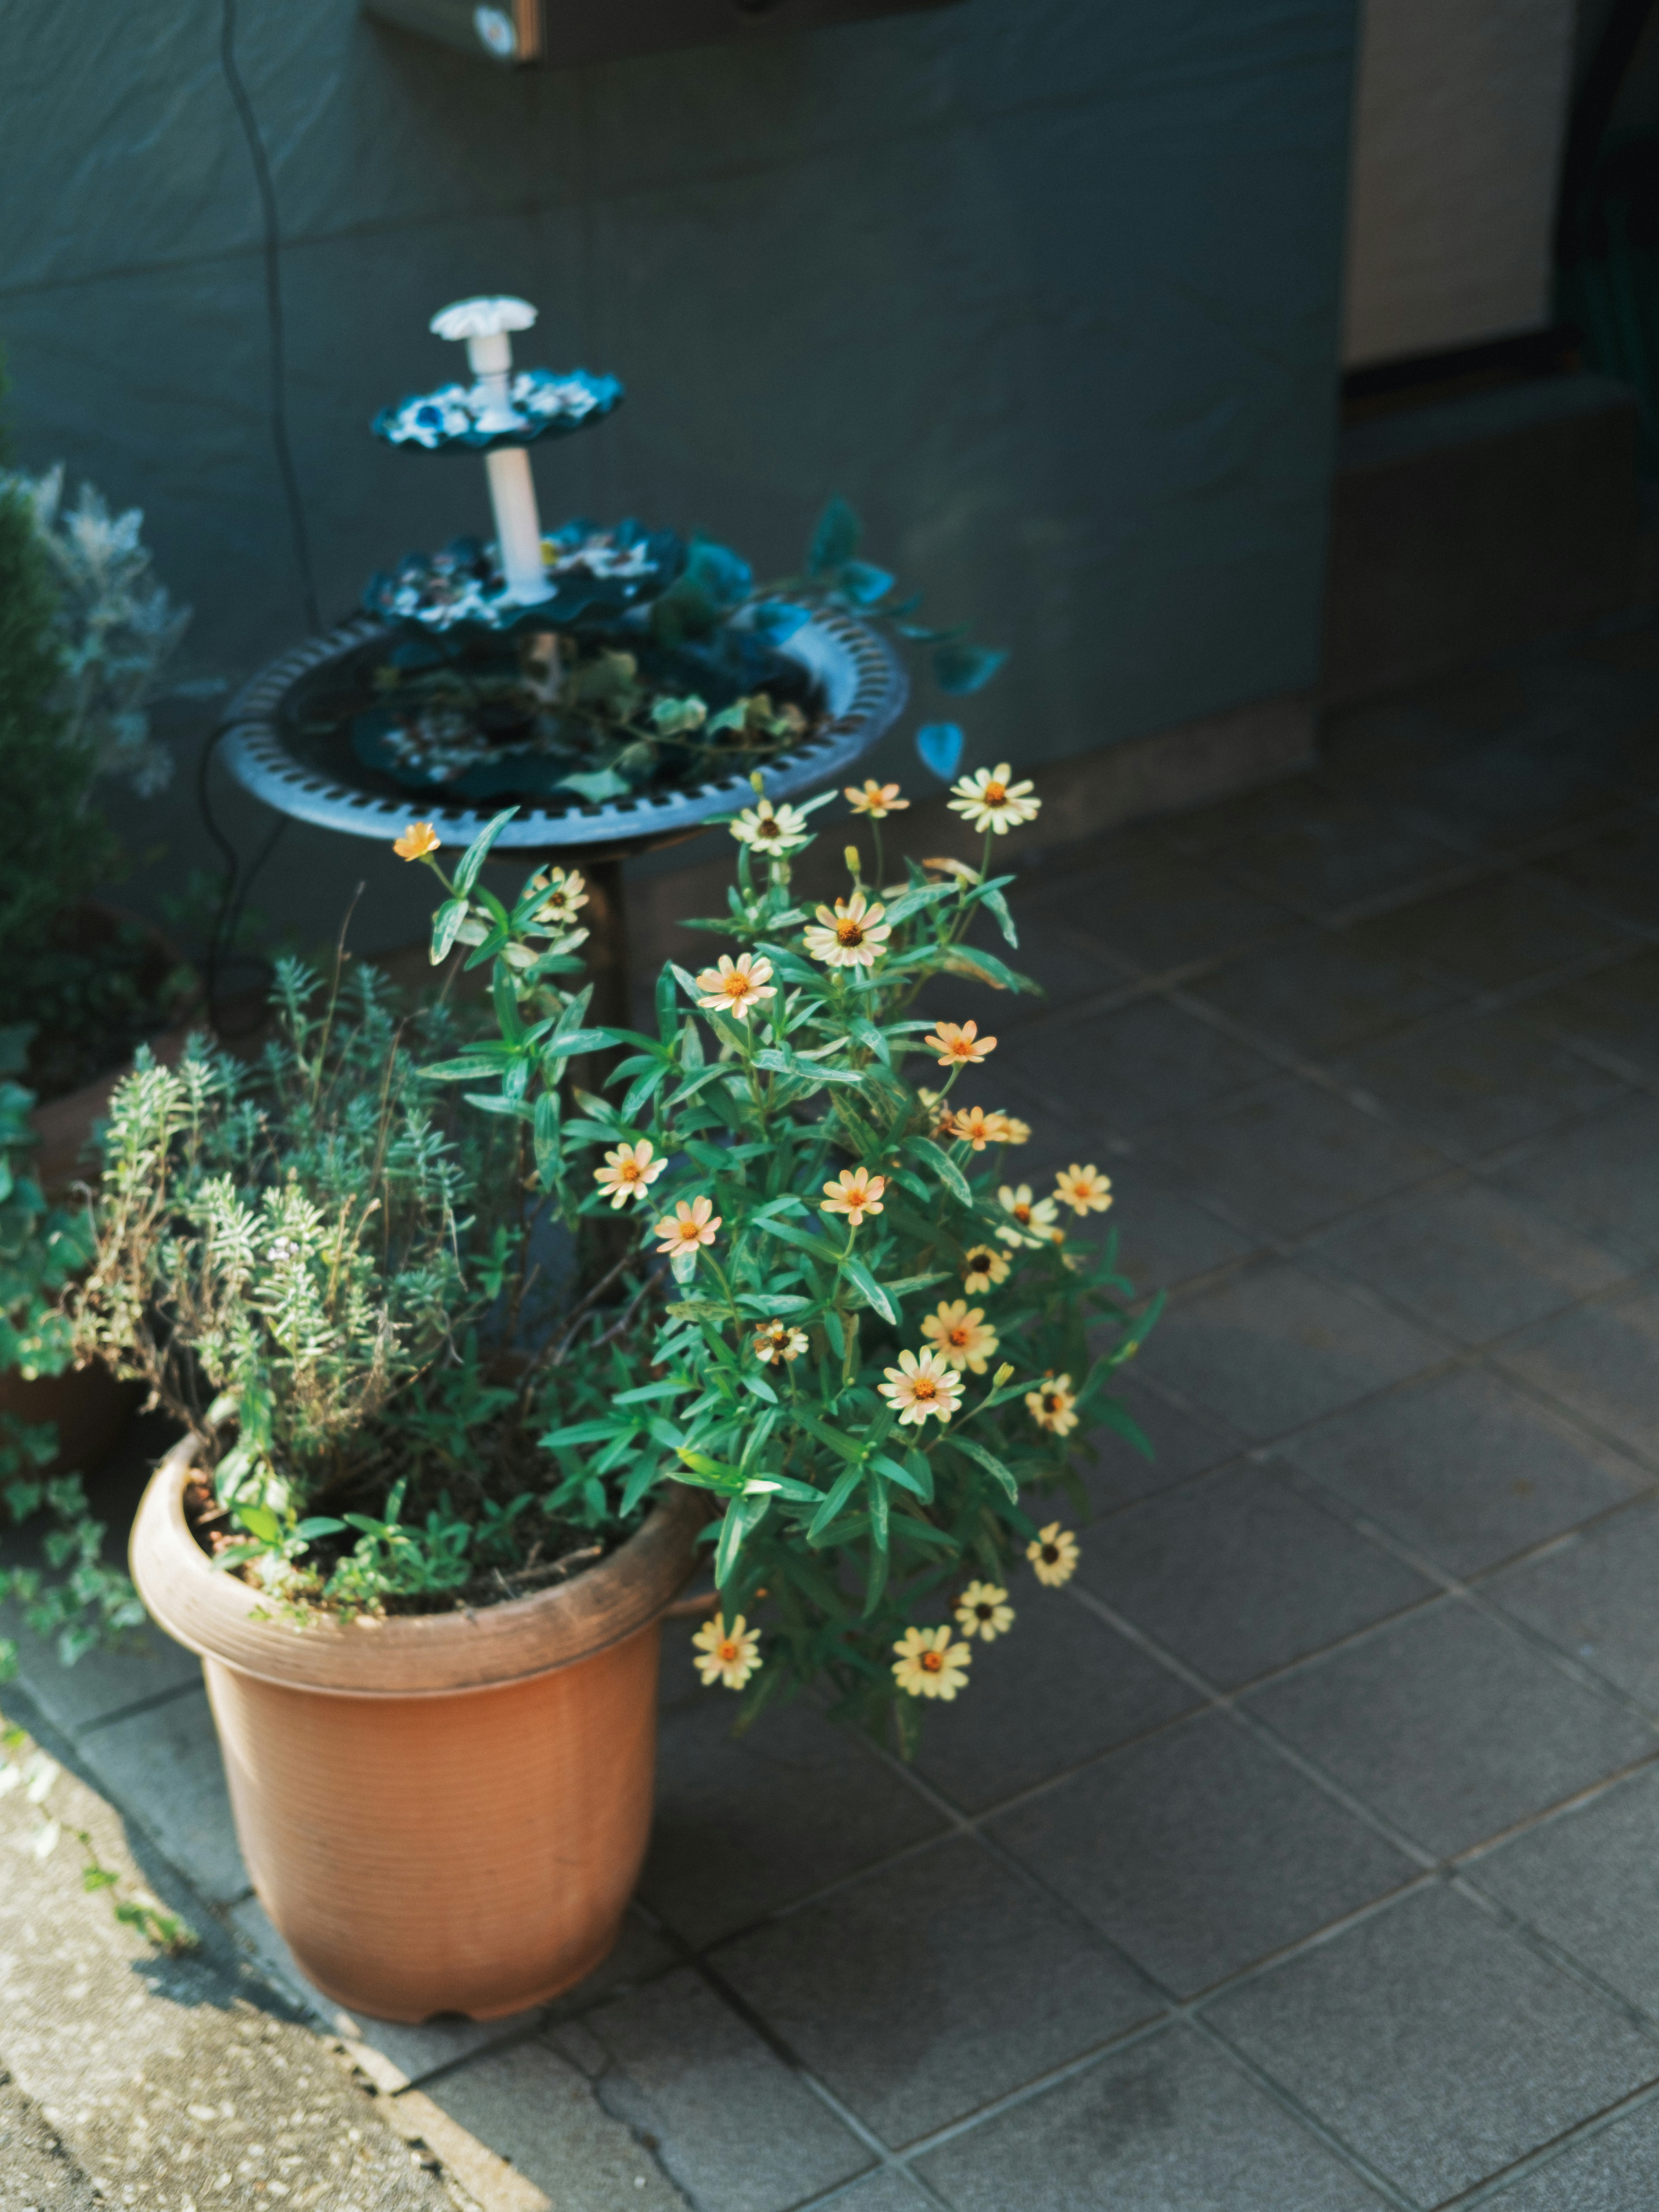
[218,607,909,857]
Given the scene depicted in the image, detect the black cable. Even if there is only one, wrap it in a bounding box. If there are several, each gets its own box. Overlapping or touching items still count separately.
[219,0,322,635]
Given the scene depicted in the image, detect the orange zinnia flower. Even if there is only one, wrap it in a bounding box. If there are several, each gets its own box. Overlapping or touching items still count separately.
[392,821,441,861]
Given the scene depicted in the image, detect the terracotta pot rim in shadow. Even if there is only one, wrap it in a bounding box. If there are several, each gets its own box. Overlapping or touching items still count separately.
[131,1433,707,1700]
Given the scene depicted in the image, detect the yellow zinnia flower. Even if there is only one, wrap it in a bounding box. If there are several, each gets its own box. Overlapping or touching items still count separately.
[1027,1522,1080,1586]
[947,763,1042,835]
[691,1612,763,1690]
[962,1243,1011,1294]
[803,890,892,970]
[891,1624,972,1700]
[695,951,777,1021]
[392,821,441,861]
[920,1299,1000,1374]
[954,1581,1015,1643]
[1054,1164,1113,1217]
[593,1138,667,1209]
[1026,1373,1080,1436]
[878,1348,964,1426]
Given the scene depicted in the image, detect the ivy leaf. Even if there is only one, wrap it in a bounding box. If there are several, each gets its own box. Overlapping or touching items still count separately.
[915,722,964,782]
[932,641,1007,695]
[807,496,861,577]
[749,599,812,646]
[836,560,894,608]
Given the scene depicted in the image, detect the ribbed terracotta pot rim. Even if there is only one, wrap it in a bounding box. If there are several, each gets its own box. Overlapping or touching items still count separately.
[131,1433,705,1700]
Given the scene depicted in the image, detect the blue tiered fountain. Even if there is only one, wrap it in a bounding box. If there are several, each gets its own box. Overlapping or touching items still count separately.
[219,295,907,875]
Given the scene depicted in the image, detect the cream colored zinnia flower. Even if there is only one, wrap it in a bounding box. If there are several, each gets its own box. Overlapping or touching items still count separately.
[1054,1163,1113,1217]
[996,1183,1059,1247]
[845,779,909,819]
[1027,1522,1080,1586]
[1026,1373,1080,1436]
[803,890,892,970]
[530,865,588,923]
[947,763,1041,835]
[696,951,776,1021]
[654,1195,721,1255]
[923,1019,996,1068]
[753,1319,808,1365]
[891,1624,972,1700]
[731,798,810,852]
[878,1348,964,1427]
[593,1138,668,1209]
[820,1166,886,1226]
[954,1580,1015,1643]
[692,1612,762,1690]
[920,1299,1000,1375]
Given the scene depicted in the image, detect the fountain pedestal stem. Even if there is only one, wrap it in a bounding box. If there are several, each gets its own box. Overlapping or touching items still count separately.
[484,446,552,606]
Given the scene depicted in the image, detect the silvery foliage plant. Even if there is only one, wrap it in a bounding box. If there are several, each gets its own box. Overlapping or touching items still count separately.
[0,464,212,798]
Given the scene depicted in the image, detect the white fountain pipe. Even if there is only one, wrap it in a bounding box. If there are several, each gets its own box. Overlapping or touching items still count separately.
[429,297,553,607]
[483,446,550,604]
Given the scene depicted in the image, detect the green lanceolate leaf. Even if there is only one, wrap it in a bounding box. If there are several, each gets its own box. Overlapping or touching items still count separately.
[905,1135,973,1206]
[430,897,468,965]
[949,1435,1020,1503]
[841,1253,896,1325]
[454,807,519,896]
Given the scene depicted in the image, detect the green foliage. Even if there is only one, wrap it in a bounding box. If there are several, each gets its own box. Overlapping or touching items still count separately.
[73,954,658,1617]
[76,1829,198,1953]
[0,1018,141,1685]
[1,464,198,798]
[0,372,197,1091]
[0,440,108,981]
[428,782,1150,1744]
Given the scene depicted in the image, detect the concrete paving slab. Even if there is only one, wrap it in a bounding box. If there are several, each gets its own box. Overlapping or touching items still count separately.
[715,1834,1161,2146]
[426,2038,689,2210]
[1206,1884,1659,2206]
[1281,1364,1647,1577]
[78,1684,250,1904]
[915,2024,1389,2211]
[584,1968,871,2212]
[1311,1177,1632,1346]
[1142,1259,1443,1443]
[1247,1601,1657,1859]
[991,1709,1415,1996]
[0,1714,452,2212]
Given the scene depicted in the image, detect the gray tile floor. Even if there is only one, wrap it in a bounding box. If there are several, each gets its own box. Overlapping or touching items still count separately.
[15,616,1659,2208]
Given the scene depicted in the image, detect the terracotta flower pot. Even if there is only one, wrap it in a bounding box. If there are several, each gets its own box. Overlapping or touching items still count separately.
[130,1437,704,2022]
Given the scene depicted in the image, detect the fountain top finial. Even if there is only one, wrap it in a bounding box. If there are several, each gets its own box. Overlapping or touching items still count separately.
[430,296,538,343]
